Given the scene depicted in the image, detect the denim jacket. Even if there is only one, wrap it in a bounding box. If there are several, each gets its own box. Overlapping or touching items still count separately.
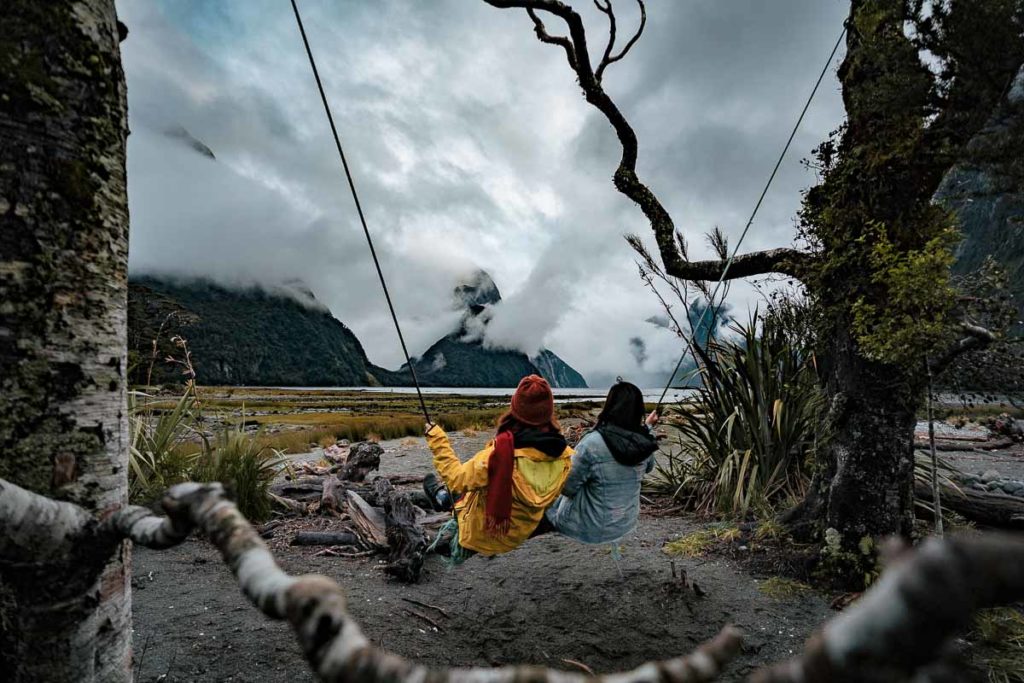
[545,429,655,544]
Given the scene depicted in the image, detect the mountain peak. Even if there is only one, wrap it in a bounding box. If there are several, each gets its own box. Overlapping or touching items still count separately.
[453,269,501,314]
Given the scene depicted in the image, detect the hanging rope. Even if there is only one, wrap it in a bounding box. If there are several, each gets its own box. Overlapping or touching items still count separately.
[655,25,847,410]
[290,0,431,422]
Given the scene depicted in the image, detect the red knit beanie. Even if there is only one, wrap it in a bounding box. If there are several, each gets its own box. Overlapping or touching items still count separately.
[510,374,555,426]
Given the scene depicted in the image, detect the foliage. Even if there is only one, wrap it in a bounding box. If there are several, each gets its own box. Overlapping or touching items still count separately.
[849,223,959,366]
[128,390,202,502]
[969,607,1024,683]
[662,526,740,558]
[797,0,1024,374]
[191,424,284,522]
[757,577,813,600]
[649,312,825,517]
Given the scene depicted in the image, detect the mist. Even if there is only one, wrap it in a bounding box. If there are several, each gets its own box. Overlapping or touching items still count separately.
[118,0,849,384]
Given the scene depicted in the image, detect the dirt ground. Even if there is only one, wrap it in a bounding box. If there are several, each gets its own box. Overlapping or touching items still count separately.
[131,430,834,681]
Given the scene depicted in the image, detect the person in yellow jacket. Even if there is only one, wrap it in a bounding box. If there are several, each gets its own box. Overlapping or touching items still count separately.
[423,375,573,561]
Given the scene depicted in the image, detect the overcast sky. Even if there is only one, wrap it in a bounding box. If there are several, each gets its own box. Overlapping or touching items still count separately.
[117,0,849,387]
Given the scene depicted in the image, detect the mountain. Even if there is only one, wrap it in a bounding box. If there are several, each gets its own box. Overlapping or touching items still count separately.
[127,272,587,388]
[396,270,588,389]
[939,68,1024,334]
[127,276,398,387]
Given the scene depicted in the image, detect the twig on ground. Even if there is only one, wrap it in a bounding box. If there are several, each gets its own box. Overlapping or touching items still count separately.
[404,608,443,632]
[400,597,450,618]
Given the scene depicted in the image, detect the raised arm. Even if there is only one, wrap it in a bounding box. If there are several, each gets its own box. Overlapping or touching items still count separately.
[425,425,490,494]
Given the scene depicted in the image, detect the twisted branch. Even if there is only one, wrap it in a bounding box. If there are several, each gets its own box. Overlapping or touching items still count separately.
[0,477,742,681]
[482,0,810,284]
[4,476,1024,680]
[752,534,1024,682]
[929,322,997,376]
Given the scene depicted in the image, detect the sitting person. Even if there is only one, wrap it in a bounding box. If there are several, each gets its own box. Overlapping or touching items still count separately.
[546,380,659,545]
[423,375,572,562]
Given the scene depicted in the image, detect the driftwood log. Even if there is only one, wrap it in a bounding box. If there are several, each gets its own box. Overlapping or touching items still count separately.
[916,480,1024,528]
[320,475,346,514]
[335,442,383,481]
[290,531,362,547]
[346,491,388,548]
[375,479,428,583]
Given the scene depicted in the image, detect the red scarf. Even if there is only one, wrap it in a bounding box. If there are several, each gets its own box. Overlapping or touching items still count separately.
[485,431,515,536]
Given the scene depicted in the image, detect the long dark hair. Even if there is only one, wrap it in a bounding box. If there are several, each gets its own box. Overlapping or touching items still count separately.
[597,381,646,432]
[495,410,561,435]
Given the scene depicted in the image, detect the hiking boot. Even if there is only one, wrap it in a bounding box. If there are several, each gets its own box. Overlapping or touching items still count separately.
[423,473,453,512]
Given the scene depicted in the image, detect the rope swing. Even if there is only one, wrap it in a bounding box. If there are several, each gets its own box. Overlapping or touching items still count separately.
[290,0,431,422]
[655,25,848,410]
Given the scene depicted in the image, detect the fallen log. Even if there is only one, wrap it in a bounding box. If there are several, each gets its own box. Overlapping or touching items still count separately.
[271,477,323,502]
[270,494,308,515]
[384,474,426,486]
[375,479,427,583]
[290,531,361,547]
[346,491,388,548]
[913,438,1016,452]
[320,475,346,515]
[916,480,1024,528]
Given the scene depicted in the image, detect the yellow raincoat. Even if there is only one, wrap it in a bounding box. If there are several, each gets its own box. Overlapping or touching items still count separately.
[426,425,573,555]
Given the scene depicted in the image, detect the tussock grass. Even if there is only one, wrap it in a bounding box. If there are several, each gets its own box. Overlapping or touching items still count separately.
[662,526,740,558]
[758,577,812,600]
[970,607,1024,683]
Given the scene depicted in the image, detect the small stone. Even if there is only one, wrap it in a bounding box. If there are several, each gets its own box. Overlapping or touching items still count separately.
[987,481,1003,491]
[1001,482,1020,495]
[981,469,1001,483]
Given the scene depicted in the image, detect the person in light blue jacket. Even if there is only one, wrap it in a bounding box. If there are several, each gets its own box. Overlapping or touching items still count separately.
[546,380,659,544]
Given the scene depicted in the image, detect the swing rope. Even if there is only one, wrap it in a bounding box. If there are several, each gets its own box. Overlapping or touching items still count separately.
[291,0,431,423]
[655,24,847,410]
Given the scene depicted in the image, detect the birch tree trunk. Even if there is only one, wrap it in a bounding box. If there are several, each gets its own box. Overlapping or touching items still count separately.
[0,1,131,680]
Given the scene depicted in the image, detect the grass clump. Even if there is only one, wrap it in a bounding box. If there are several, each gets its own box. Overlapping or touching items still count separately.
[663,526,740,558]
[648,311,824,517]
[757,577,812,600]
[969,607,1024,682]
[191,425,284,522]
[129,391,202,501]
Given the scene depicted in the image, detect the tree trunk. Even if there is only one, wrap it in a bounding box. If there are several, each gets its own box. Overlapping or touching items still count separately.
[785,328,919,582]
[0,2,131,680]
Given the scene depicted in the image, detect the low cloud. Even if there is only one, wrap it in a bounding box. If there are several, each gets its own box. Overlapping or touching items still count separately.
[118,0,848,383]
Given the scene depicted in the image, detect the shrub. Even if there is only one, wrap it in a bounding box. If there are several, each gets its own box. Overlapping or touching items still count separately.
[191,424,284,522]
[648,311,825,517]
[128,391,201,502]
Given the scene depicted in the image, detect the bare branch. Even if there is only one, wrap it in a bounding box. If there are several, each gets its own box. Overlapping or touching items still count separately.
[595,0,646,83]
[751,534,1024,682]
[526,8,577,71]
[483,0,807,284]
[671,248,811,282]
[929,322,997,376]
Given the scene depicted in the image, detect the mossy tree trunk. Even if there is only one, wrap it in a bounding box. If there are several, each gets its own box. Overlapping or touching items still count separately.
[0,1,132,680]
[481,0,1023,588]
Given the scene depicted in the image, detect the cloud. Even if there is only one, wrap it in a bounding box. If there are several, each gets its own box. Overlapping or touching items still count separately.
[117,0,849,384]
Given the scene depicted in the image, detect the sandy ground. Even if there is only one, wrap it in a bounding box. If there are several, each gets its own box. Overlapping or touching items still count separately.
[131,431,834,681]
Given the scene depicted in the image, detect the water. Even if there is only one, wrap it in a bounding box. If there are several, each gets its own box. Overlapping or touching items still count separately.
[271,385,694,405]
